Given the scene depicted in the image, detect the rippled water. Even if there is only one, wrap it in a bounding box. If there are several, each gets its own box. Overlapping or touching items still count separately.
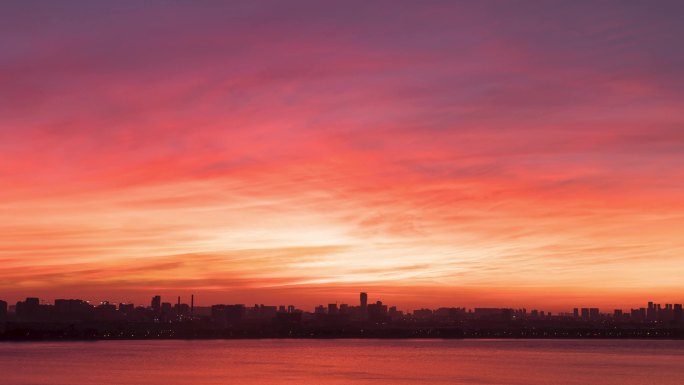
[1,339,683,384]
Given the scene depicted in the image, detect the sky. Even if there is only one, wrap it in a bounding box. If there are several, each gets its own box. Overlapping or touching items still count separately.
[1,1,683,311]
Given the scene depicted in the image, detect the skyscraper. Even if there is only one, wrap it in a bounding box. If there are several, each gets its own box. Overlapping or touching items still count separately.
[360,292,368,310]
[581,308,589,319]
[589,308,600,319]
[151,295,161,313]
[674,304,683,324]
[647,301,655,320]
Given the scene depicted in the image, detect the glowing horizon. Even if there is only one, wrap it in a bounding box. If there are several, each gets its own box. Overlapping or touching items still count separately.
[2,1,683,311]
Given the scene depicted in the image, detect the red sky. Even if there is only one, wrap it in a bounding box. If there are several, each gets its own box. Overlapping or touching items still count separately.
[1,1,683,311]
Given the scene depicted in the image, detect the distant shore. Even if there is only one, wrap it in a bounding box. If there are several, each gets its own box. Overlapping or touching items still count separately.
[3,325,684,341]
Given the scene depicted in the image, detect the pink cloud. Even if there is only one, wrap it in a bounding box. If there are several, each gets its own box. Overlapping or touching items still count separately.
[1,1,684,309]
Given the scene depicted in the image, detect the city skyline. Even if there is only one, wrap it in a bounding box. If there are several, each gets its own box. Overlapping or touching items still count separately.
[3,290,683,341]
[0,282,682,313]
[2,291,682,317]
[2,2,684,313]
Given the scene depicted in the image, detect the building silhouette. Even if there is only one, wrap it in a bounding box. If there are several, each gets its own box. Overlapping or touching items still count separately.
[151,295,161,314]
[1,293,684,340]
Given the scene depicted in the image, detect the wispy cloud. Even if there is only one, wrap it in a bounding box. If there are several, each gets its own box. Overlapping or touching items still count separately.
[1,1,684,309]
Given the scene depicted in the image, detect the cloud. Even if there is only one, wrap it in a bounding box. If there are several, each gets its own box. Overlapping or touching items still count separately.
[1,1,684,309]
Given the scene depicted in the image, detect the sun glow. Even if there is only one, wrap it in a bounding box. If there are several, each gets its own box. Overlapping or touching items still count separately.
[2,1,684,310]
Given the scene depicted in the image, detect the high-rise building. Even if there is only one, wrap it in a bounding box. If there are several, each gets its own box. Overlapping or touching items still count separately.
[54,299,92,320]
[174,297,190,319]
[630,307,647,321]
[674,304,683,324]
[367,300,389,321]
[647,301,655,320]
[151,295,161,313]
[161,302,172,315]
[589,308,600,319]
[118,303,134,315]
[26,297,39,306]
[0,300,7,318]
[211,304,245,325]
[360,292,368,309]
[16,297,41,320]
[581,308,589,319]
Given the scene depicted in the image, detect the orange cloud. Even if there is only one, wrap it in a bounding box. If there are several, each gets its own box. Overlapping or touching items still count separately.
[1,1,684,311]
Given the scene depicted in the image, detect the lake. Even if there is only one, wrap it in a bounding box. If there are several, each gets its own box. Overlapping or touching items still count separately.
[1,339,683,384]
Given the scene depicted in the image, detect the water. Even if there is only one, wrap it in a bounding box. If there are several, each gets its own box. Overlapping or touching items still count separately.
[1,339,683,384]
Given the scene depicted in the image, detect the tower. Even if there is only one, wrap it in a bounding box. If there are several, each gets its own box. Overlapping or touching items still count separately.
[360,292,368,310]
[151,295,161,313]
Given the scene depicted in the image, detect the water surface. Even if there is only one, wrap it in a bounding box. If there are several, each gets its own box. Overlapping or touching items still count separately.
[1,339,683,384]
